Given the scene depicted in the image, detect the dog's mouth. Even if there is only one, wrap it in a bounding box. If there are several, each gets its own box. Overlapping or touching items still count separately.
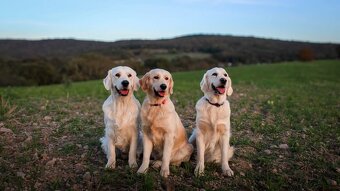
[154,88,166,97]
[212,84,225,94]
[115,86,129,96]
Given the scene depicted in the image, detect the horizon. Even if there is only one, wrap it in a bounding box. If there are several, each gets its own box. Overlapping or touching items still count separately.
[1,33,339,44]
[1,0,340,43]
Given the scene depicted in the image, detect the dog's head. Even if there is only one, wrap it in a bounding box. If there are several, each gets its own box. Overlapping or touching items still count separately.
[103,66,139,96]
[200,67,233,96]
[140,69,173,98]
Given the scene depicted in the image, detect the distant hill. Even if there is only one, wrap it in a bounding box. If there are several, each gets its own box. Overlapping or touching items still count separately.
[0,35,338,60]
[0,34,339,86]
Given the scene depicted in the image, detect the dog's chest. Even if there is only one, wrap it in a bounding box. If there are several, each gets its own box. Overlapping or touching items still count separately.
[203,105,229,125]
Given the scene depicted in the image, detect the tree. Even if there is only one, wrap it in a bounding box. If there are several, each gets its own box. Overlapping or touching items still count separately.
[298,47,314,61]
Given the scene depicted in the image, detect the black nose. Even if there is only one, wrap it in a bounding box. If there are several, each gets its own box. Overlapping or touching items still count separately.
[220,78,227,85]
[121,80,129,87]
[160,84,167,90]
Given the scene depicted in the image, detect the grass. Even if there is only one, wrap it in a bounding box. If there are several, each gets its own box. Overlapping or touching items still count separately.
[0,60,339,190]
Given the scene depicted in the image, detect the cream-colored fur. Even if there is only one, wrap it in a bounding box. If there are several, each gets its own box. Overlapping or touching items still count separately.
[189,67,235,177]
[137,69,193,177]
[100,66,141,169]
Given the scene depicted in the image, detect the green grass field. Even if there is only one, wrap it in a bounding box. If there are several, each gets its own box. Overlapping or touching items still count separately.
[0,60,339,190]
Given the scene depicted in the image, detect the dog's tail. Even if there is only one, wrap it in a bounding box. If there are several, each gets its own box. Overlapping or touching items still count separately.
[99,136,108,156]
[227,146,234,160]
[188,130,196,145]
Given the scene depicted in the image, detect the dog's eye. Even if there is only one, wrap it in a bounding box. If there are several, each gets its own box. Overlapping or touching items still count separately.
[165,77,169,80]
[224,73,228,77]
[115,73,121,77]
[128,74,132,78]
[154,76,159,80]
[212,73,218,76]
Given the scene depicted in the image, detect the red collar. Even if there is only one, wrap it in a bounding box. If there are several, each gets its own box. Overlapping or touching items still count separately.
[149,99,167,106]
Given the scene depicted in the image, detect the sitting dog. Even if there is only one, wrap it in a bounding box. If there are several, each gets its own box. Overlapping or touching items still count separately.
[137,69,193,177]
[189,67,234,176]
[100,66,141,169]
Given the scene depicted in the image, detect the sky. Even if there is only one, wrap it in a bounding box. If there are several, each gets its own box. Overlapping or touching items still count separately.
[0,0,339,43]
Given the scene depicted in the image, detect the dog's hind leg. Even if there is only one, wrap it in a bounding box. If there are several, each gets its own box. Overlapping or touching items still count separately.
[171,143,194,165]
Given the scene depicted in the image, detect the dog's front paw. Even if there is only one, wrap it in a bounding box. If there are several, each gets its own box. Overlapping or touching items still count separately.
[160,167,170,178]
[194,163,204,177]
[129,160,138,168]
[105,160,116,169]
[137,164,148,174]
[152,160,162,168]
[222,166,234,176]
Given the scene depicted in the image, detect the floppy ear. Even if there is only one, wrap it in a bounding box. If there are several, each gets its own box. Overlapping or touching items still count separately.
[139,72,150,92]
[133,75,140,91]
[169,77,174,95]
[226,77,233,96]
[200,72,209,93]
[103,70,112,90]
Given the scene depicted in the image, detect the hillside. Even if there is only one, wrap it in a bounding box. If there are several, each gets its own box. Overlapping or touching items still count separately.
[0,60,339,190]
[0,34,339,86]
[0,35,339,60]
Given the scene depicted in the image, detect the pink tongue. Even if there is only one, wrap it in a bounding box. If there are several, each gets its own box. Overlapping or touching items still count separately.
[158,91,165,96]
[120,89,129,95]
[216,87,225,94]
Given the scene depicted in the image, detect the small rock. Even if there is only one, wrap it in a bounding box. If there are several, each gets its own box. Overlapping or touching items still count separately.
[81,153,86,158]
[279,144,289,149]
[272,168,278,173]
[76,144,82,148]
[61,136,67,139]
[75,163,84,172]
[33,123,38,126]
[0,127,13,134]
[44,116,52,121]
[16,171,25,178]
[270,145,278,149]
[83,145,89,150]
[336,168,340,173]
[83,172,91,181]
[24,135,32,143]
[240,172,245,176]
[264,149,272,155]
[301,134,306,139]
[0,122,4,127]
[34,182,42,189]
[46,158,57,166]
[328,179,337,186]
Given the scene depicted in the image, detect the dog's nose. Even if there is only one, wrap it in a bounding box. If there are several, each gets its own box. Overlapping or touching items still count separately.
[220,78,227,85]
[121,80,129,87]
[160,84,167,90]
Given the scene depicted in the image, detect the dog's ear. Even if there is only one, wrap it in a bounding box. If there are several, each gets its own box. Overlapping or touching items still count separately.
[133,74,140,91]
[169,76,174,95]
[103,70,112,91]
[200,72,209,93]
[226,77,233,96]
[139,72,150,92]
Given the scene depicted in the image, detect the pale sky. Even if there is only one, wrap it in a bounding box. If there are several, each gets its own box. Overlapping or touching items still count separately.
[0,0,339,43]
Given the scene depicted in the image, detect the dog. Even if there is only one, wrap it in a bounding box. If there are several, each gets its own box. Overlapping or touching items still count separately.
[189,67,234,176]
[100,66,141,169]
[137,69,193,177]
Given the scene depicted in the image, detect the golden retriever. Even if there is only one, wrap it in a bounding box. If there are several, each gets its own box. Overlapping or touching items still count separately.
[100,66,141,169]
[189,67,234,176]
[137,69,193,177]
